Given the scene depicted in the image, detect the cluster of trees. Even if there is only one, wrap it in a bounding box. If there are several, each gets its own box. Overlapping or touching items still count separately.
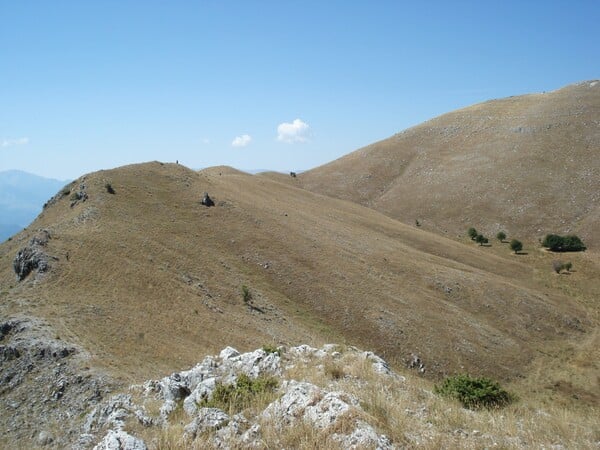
[468,227,522,253]
[467,228,586,274]
[542,234,586,252]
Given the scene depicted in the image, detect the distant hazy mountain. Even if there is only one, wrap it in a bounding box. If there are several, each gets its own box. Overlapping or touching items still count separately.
[0,170,67,241]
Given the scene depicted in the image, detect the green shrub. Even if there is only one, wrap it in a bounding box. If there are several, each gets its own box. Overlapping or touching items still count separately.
[241,285,252,304]
[496,231,506,242]
[475,234,488,245]
[542,234,586,252]
[510,239,523,254]
[434,374,513,409]
[199,373,278,412]
[564,262,572,272]
[468,227,478,240]
[262,344,281,356]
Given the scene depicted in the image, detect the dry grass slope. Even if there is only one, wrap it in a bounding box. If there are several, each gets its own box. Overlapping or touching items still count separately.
[295,80,600,247]
[0,161,597,416]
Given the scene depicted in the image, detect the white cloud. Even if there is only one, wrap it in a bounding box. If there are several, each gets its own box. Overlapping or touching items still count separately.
[277,119,310,143]
[201,138,210,145]
[1,137,29,147]
[231,134,252,147]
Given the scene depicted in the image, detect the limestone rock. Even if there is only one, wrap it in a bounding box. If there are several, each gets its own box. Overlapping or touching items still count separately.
[37,430,54,446]
[263,380,322,426]
[219,346,240,360]
[184,407,229,439]
[93,429,147,450]
[70,180,89,207]
[84,394,135,433]
[213,413,253,446]
[263,378,392,448]
[13,230,54,281]
[183,377,217,415]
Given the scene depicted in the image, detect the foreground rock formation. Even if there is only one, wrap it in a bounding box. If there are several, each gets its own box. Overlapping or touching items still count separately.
[1,333,598,449]
[83,345,396,449]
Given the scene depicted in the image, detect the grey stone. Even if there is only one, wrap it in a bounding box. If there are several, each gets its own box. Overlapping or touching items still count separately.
[201,192,215,206]
[219,346,240,360]
[37,430,54,446]
[93,429,147,450]
[184,407,229,438]
[183,377,217,415]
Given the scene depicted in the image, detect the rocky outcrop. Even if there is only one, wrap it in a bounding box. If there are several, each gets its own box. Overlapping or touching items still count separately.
[70,179,89,207]
[82,344,395,449]
[0,316,114,449]
[12,229,56,281]
[201,192,215,206]
[93,430,146,450]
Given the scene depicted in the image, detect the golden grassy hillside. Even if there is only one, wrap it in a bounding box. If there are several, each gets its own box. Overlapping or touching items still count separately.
[294,80,600,247]
[0,161,596,410]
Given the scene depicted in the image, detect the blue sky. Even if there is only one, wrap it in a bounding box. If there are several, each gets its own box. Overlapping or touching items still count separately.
[1,1,598,180]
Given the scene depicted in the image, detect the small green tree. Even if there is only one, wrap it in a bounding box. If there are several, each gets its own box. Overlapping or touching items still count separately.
[241,285,252,304]
[510,239,523,254]
[468,227,478,240]
[496,231,506,242]
[564,262,572,272]
[475,234,488,246]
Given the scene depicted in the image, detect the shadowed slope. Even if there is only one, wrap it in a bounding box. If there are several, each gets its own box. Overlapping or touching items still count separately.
[297,81,600,246]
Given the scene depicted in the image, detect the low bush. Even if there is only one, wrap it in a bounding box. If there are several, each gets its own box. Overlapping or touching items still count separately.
[475,234,488,245]
[496,231,506,242]
[262,344,281,356]
[241,285,252,304]
[199,374,278,413]
[434,374,513,409]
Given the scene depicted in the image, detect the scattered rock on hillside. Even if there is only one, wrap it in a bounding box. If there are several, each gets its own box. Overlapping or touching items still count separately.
[408,353,426,373]
[13,229,56,281]
[201,192,215,206]
[71,179,89,207]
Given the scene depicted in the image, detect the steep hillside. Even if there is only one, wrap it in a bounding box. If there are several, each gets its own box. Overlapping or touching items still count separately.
[295,81,600,246]
[0,162,593,392]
